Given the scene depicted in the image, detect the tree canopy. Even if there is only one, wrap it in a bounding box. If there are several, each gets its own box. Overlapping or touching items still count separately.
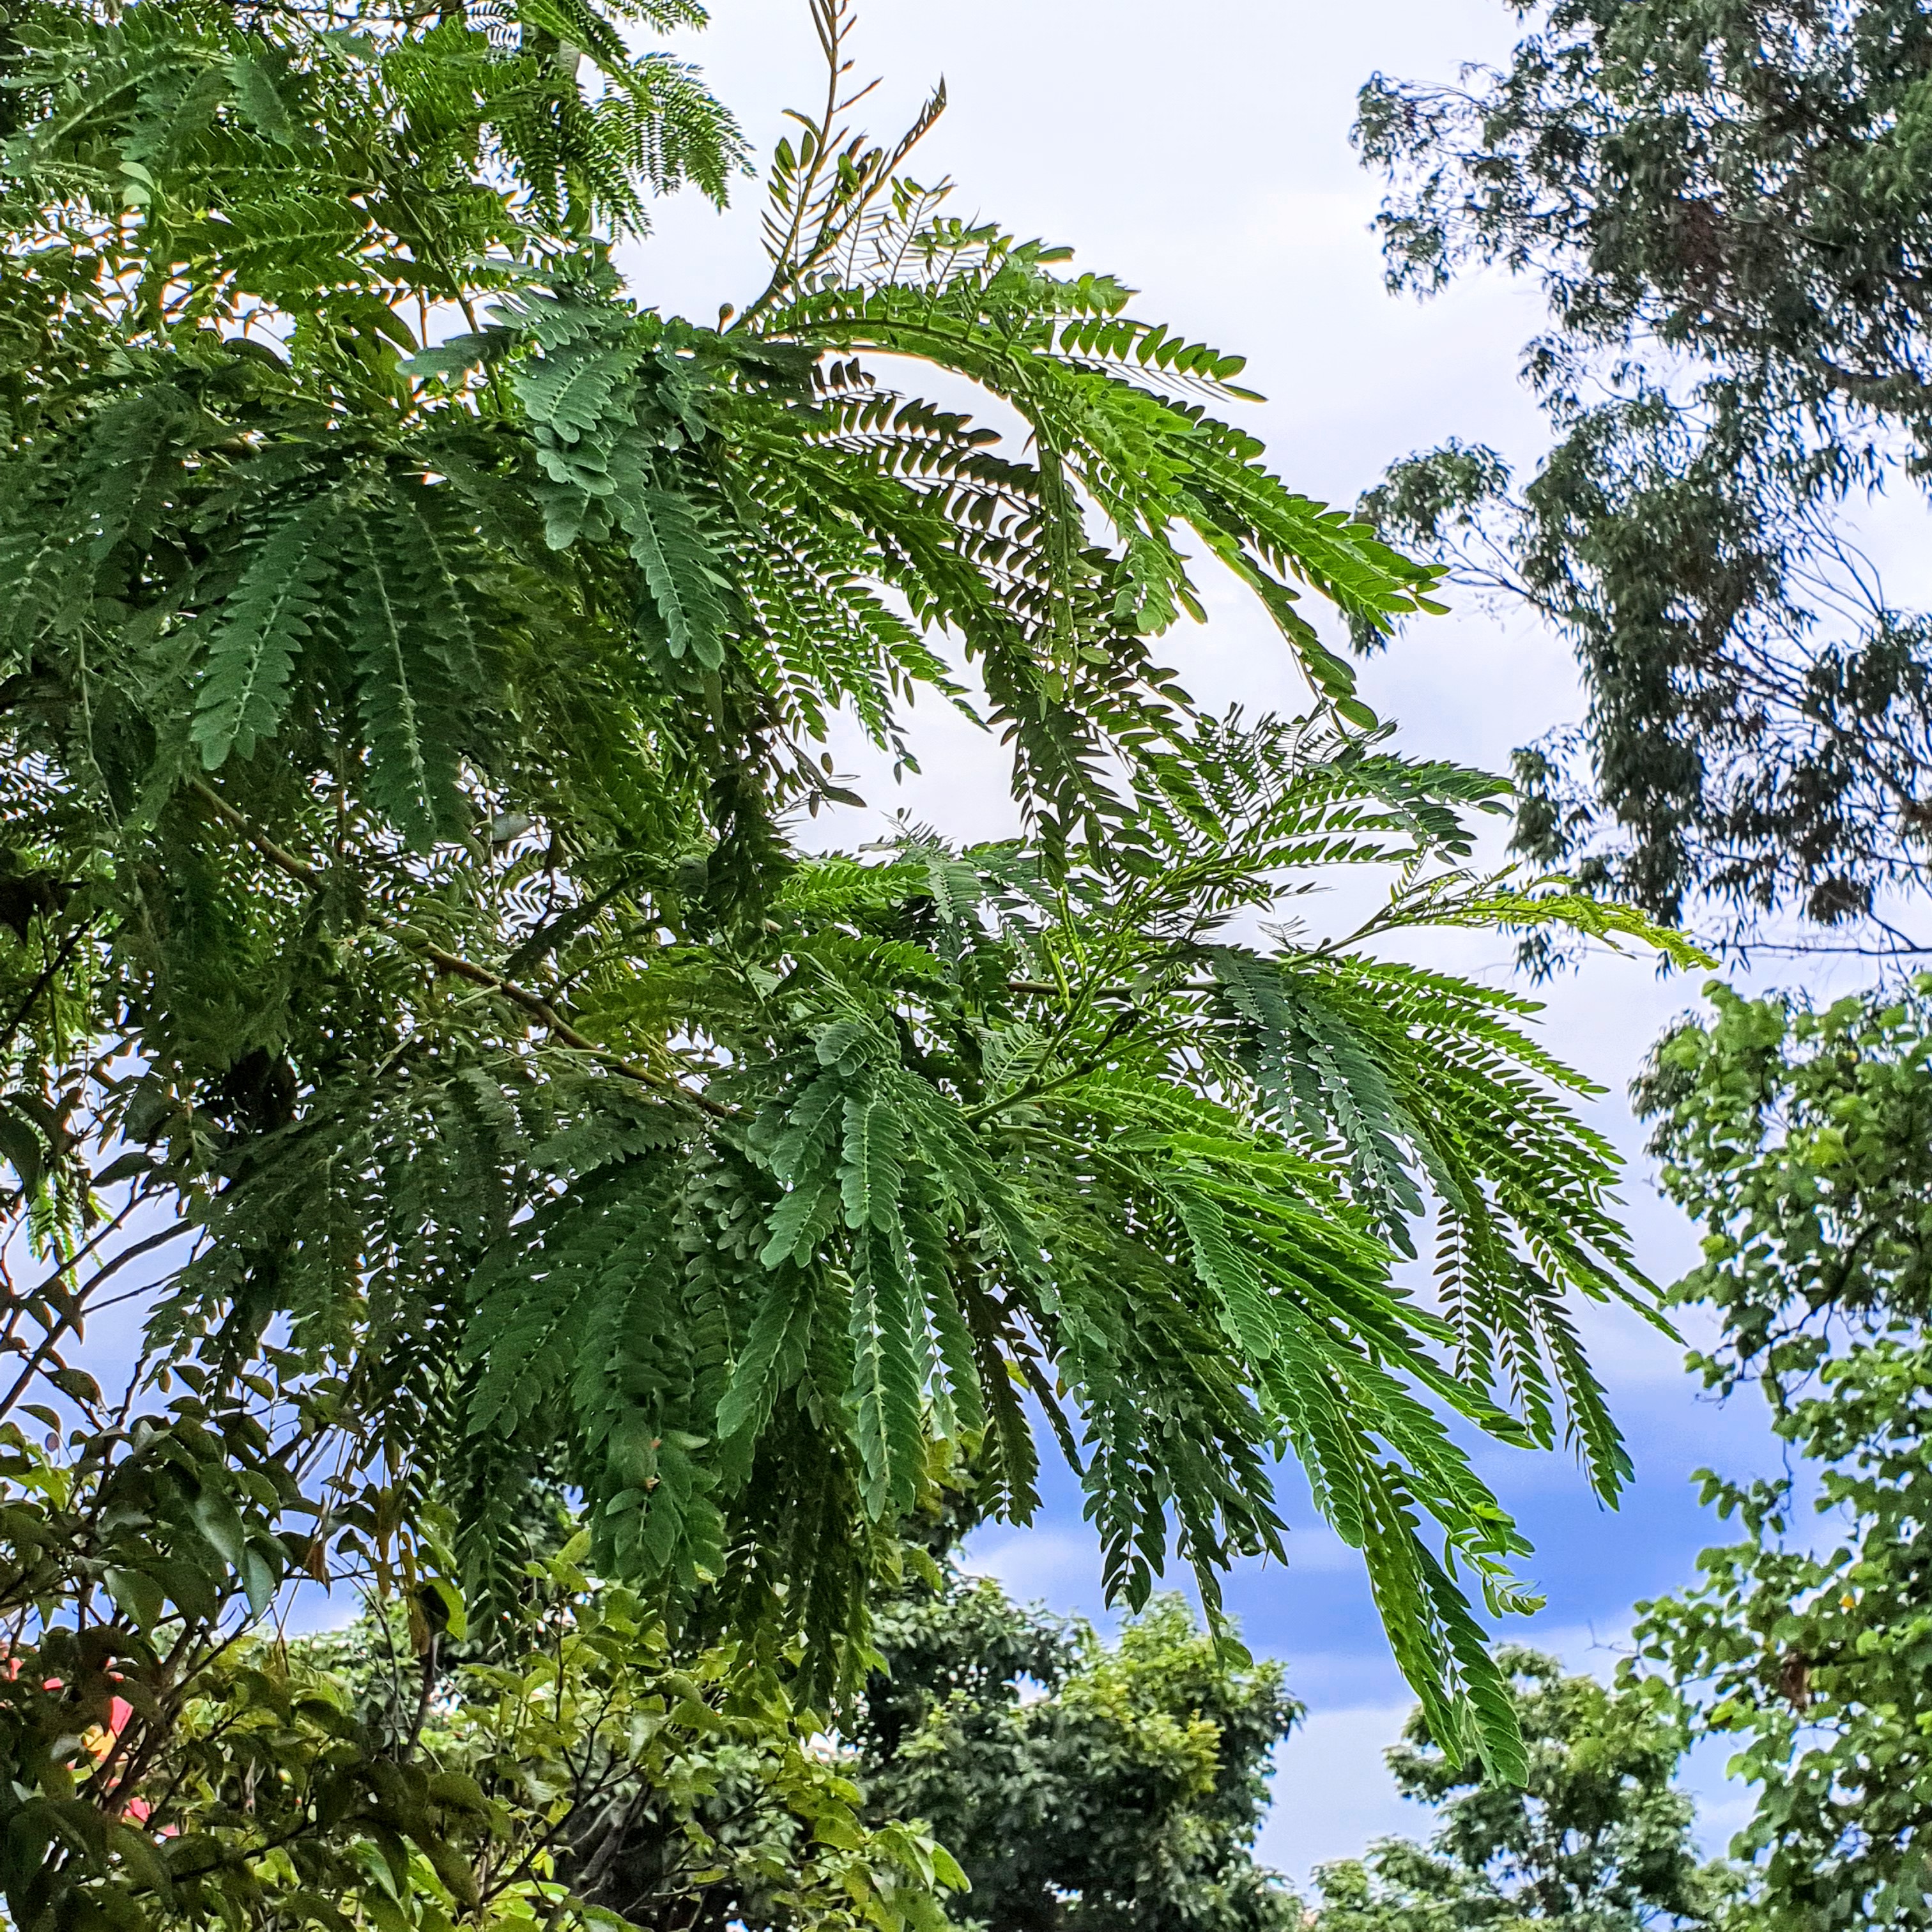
[1636,979,1932,1392]
[853,1562,1299,1932]
[1356,0,1932,958]
[1634,1336,1932,1932]
[1632,979,1932,1931]
[26,1530,969,1932]
[0,0,1712,1919]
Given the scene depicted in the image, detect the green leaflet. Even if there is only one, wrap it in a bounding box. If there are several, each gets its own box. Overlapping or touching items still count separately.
[523,1083,691,1179]
[1171,1181,1278,1364]
[1208,942,1648,1506]
[399,328,513,386]
[190,493,350,767]
[924,1266,989,1441]
[848,1222,925,1521]
[759,1177,839,1268]
[717,1264,815,1444]
[0,494,77,669]
[0,1098,46,1195]
[513,341,647,445]
[894,1076,1046,1284]
[1213,949,1429,1250]
[78,385,201,565]
[342,512,464,849]
[461,1231,598,1436]
[385,481,491,696]
[226,49,296,146]
[1360,1464,1531,1787]
[770,1070,849,1184]
[624,484,730,668]
[839,1089,907,1233]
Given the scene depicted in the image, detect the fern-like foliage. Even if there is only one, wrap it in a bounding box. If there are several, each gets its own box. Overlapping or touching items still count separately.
[0,0,1705,1790]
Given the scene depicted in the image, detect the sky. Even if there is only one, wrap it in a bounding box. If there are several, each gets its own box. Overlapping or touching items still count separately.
[621,0,1883,1889]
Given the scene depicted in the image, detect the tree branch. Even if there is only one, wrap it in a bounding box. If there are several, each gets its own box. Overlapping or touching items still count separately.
[187,779,734,1120]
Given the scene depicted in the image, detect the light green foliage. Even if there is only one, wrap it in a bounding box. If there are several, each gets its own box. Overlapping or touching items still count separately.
[0,1483,958,1932]
[853,1561,1300,1932]
[1303,1650,1735,1931]
[303,1542,965,1932]
[1636,979,1932,1392]
[0,1,1692,1914]
[1632,980,1932,1928]
[1634,1343,1932,1932]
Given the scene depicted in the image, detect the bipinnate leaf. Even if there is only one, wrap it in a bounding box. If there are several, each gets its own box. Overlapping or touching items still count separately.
[344,512,464,848]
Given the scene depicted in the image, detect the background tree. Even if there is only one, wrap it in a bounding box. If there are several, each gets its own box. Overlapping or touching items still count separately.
[1635,979,1932,1395]
[1631,979,1932,1930]
[289,1539,967,1932]
[0,1491,963,1932]
[1302,1648,1735,1930]
[1354,0,1932,958]
[850,1555,1300,1932]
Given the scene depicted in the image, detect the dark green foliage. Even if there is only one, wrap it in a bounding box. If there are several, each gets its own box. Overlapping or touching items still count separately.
[1303,1649,1735,1930]
[1632,979,1932,1929]
[853,1565,1300,1932]
[1355,0,1932,954]
[0,6,1699,1913]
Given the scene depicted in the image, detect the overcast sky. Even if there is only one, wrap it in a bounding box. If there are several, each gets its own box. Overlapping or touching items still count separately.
[622,0,1883,1885]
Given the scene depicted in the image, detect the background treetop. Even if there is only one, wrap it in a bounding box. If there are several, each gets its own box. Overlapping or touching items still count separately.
[1355,0,1932,962]
[852,1541,1303,1932]
[1636,974,1932,1395]
[1302,1646,1736,1930]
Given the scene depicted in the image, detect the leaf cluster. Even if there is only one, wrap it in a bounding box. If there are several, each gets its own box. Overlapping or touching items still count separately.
[1635,1338,1932,1932]
[1634,977,1932,1393]
[852,1563,1300,1932]
[1629,978,1932,1928]
[0,1433,961,1932]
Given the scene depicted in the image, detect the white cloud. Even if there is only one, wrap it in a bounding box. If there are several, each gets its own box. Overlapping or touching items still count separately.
[958,1529,1107,1620]
[1260,1703,1425,1892]
[1273,1649,1411,1712]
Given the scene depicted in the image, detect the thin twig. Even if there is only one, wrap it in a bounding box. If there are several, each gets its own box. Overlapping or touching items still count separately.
[0,913,96,1059]
[0,1213,188,1423]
